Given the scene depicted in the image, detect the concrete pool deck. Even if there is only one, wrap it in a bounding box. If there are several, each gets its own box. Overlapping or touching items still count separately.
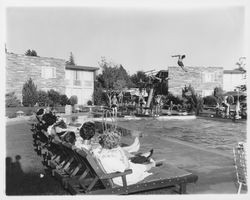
[5,116,247,195]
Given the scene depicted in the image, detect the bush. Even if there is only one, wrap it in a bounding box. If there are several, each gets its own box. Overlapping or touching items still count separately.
[5,92,21,107]
[60,94,69,106]
[163,93,183,108]
[69,95,78,106]
[182,85,204,115]
[37,90,49,106]
[203,95,217,106]
[47,89,61,106]
[22,78,38,107]
[87,100,93,106]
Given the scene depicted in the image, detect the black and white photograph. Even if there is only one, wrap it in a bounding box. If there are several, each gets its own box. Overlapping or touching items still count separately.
[2,0,249,198]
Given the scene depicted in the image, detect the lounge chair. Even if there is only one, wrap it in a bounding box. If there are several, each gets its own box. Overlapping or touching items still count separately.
[52,142,84,188]
[233,143,247,194]
[66,148,198,194]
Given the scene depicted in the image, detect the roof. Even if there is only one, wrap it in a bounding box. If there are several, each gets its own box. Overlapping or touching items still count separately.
[223,69,245,74]
[66,64,99,71]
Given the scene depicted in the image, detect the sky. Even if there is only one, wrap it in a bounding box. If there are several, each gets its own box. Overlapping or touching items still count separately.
[6,4,246,75]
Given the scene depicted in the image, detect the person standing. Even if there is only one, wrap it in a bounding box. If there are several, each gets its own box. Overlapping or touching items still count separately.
[111,95,118,118]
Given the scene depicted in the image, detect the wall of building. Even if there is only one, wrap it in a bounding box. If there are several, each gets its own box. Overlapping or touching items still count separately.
[168,66,223,97]
[223,72,246,92]
[65,70,94,105]
[6,53,66,101]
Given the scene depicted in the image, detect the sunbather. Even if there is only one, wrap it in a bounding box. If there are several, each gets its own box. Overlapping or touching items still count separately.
[75,121,141,154]
[60,131,76,145]
[93,131,156,186]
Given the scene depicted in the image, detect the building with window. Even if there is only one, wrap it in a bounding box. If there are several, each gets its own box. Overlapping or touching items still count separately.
[65,65,98,105]
[223,69,246,92]
[168,66,223,97]
[6,53,99,105]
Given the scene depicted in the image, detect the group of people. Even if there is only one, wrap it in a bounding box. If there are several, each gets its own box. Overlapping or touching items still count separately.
[34,107,162,186]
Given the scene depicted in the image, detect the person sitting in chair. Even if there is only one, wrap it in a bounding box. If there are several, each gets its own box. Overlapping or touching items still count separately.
[75,121,141,154]
[75,121,96,150]
[60,131,76,145]
[93,131,156,186]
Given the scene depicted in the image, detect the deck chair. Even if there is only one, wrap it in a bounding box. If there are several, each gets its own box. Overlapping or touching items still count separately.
[46,139,70,171]
[67,148,198,195]
[233,144,247,194]
[53,142,84,188]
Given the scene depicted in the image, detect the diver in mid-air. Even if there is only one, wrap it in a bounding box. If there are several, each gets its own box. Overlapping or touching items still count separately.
[172,54,187,72]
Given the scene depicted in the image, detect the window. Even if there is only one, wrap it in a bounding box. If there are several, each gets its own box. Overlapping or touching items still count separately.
[41,67,56,79]
[73,71,81,86]
[202,72,215,83]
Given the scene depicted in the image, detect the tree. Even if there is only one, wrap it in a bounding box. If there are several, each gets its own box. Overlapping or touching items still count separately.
[97,57,132,106]
[182,85,203,115]
[60,94,69,106]
[47,89,61,106]
[130,71,148,87]
[66,52,76,65]
[25,49,38,56]
[37,90,49,106]
[93,80,108,106]
[22,78,38,106]
[69,95,78,106]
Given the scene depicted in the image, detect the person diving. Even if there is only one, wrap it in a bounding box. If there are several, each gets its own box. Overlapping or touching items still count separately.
[172,54,187,72]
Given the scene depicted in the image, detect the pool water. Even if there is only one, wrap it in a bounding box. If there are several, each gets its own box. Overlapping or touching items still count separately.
[65,115,247,155]
[116,118,247,154]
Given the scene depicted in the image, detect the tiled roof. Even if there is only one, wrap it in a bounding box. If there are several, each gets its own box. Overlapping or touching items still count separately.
[66,64,99,71]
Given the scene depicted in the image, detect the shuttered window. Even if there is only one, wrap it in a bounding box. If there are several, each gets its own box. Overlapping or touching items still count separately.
[41,67,56,79]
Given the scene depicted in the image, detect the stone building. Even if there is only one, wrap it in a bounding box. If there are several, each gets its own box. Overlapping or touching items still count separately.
[168,66,223,97]
[6,53,99,105]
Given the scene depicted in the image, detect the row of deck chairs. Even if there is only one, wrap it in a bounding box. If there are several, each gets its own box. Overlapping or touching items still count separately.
[31,122,198,194]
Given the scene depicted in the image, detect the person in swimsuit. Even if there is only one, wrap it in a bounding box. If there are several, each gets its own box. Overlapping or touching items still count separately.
[172,55,187,72]
[111,95,118,118]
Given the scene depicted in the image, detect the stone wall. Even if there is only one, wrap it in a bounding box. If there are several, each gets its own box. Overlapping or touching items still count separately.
[6,53,66,101]
[168,66,223,96]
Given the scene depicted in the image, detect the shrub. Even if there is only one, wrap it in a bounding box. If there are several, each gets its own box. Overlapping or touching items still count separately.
[182,85,204,115]
[22,78,38,107]
[69,95,78,106]
[47,89,61,106]
[5,92,21,107]
[8,112,17,118]
[60,94,69,106]
[87,100,93,106]
[37,90,49,106]
[203,95,217,106]
[163,92,183,108]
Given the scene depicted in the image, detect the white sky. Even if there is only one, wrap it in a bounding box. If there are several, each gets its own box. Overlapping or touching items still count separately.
[5,2,247,75]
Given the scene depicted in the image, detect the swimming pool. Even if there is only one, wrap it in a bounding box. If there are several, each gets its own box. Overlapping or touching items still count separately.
[116,118,247,154]
[65,115,246,155]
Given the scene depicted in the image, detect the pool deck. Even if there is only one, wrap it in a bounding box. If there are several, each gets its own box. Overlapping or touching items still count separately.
[5,116,247,195]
